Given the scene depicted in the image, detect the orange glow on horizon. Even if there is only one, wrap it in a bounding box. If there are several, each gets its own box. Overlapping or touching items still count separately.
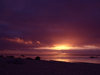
[52,44,72,50]
[34,44,100,50]
[34,44,73,50]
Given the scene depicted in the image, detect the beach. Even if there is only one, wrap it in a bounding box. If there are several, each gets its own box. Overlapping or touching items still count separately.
[0,0,100,75]
[0,56,100,75]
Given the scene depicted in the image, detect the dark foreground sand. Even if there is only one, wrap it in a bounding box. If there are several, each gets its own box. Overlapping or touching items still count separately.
[0,57,100,75]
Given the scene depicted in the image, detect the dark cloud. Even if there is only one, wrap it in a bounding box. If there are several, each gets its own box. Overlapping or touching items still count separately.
[0,0,100,50]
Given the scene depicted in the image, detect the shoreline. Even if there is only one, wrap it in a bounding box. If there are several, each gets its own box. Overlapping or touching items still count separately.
[0,57,100,75]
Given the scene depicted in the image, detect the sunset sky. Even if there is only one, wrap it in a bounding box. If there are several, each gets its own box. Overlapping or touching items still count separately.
[0,0,100,51]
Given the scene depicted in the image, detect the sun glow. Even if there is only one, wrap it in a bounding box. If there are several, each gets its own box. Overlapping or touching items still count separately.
[34,44,100,50]
[34,44,72,50]
[52,45,72,50]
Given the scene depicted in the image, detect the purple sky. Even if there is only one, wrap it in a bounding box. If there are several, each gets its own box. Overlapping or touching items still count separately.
[0,0,100,50]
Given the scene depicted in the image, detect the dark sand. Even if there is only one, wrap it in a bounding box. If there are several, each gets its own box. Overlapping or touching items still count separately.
[0,57,100,75]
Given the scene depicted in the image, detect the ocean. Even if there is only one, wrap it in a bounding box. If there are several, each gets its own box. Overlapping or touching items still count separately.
[1,49,100,64]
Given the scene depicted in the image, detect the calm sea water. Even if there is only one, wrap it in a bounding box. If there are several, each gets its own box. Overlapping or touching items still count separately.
[1,49,100,64]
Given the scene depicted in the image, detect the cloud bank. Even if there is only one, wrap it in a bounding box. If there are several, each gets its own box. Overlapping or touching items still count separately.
[0,0,100,50]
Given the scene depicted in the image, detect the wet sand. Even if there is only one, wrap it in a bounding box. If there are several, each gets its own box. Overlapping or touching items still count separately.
[0,57,100,75]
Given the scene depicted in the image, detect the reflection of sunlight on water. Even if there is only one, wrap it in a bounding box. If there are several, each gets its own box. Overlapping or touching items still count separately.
[54,59,71,62]
[44,51,100,64]
[52,52,68,58]
[54,53,66,57]
[51,52,72,62]
[3,49,100,64]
